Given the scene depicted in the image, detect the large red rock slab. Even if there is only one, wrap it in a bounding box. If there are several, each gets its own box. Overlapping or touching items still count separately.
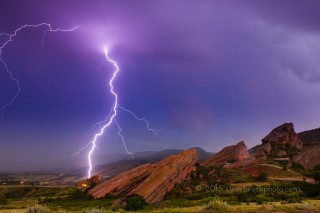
[89,149,198,203]
[89,163,154,198]
[130,149,198,203]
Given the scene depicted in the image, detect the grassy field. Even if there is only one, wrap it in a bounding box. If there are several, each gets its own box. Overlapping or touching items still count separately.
[1,200,320,212]
[0,166,319,213]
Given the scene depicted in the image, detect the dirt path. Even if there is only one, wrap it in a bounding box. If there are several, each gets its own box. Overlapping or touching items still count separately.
[269,177,315,183]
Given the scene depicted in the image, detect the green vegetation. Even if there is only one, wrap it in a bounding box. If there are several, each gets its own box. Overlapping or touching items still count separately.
[0,163,320,212]
[26,205,48,213]
[312,164,320,183]
[0,197,9,205]
[202,197,231,212]
[256,172,268,181]
[291,162,312,177]
[125,196,146,211]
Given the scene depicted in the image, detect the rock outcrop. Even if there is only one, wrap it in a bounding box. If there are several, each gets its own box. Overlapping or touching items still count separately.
[250,145,267,162]
[201,141,249,167]
[129,149,197,203]
[294,127,320,169]
[89,163,154,198]
[89,149,198,203]
[262,123,303,153]
[246,123,303,165]
[293,146,320,169]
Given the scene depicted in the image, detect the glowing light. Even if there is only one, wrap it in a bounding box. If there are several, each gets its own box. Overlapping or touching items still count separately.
[0,23,78,123]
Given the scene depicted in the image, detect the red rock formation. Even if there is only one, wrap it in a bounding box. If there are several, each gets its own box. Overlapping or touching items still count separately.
[89,164,154,198]
[89,149,198,203]
[201,141,249,167]
[293,145,320,169]
[262,123,303,152]
[250,145,267,161]
[130,149,197,203]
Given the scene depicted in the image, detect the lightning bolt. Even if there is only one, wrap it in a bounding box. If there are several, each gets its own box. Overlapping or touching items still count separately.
[118,105,161,135]
[0,23,78,123]
[86,47,160,178]
[87,47,119,178]
[114,119,134,159]
[0,24,159,179]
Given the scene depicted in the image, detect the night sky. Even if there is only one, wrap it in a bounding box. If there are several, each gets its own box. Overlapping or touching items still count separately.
[1,0,320,171]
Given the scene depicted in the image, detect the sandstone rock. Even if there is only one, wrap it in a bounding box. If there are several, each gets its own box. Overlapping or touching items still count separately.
[262,123,303,150]
[89,163,154,198]
[252,145,267,161]
[130,149,198,203]
[201,141,249,167]
[262,142,272,154]
[89,149,198,203]
[274,150,287,157]
[293,145,320,169]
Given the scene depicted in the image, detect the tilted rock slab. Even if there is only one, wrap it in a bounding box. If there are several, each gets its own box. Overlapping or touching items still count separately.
[89,163,154,198]
[130,149,198,203]
[89,149,198,203]
[293,145,320,169]
[201,141,249,166]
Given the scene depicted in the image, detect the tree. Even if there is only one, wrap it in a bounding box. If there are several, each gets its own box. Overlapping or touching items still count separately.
[312,164,320,183]
[256,172,268,181]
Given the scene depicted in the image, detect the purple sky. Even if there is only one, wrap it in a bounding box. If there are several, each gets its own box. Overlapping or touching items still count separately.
[1,0,320,170]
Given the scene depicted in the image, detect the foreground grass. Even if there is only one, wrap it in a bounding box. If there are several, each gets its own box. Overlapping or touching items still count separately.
[1,184,320,212]
[144,200,320,212]
[0,200,320,212]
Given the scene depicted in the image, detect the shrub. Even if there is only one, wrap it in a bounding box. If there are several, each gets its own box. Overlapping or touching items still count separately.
[312,164,320,183]
[0,198,8,205]
[71,188,93,200]
[287,192,302,203]
[236,191,249,203]
[256,172,268,181]
[255,194,267,205]
[4,187,32,199]
[26,205,48,213]
[125,196,146,211]
[203,197,231,212]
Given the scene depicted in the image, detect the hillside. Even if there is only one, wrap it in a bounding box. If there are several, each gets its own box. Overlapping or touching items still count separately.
[299,127,320,146]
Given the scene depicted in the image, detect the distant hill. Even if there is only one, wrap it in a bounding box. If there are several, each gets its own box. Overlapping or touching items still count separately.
[134,147,214,162]
[298,127,320,146]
